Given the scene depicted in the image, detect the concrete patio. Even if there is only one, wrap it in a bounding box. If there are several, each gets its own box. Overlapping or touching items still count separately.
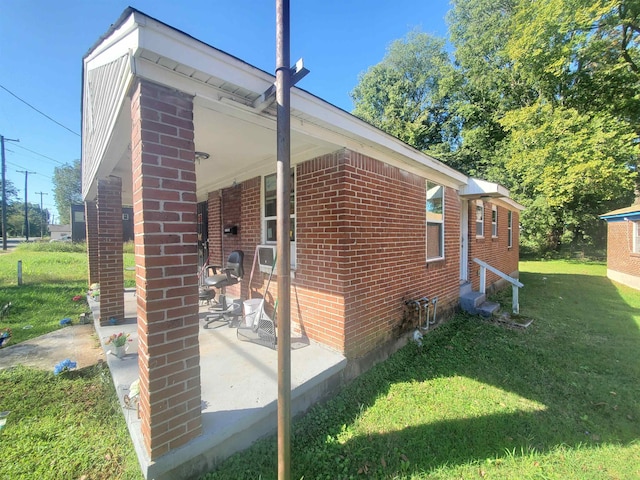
[90,288,347,479]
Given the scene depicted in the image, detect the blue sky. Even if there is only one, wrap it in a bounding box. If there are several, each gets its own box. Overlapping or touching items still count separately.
[0,0,451,222]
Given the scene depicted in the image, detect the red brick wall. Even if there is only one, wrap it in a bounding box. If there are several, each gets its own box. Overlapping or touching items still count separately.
[204,150,520,359]
[231,149,461,358]
[97,176,124,325]
[607,220,640,279]
[467,200,520,291]
[130,79,201,459]
[205,181,261,300]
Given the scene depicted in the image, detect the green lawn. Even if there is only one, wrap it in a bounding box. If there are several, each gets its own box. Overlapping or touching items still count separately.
[1,252,638,479]
[203,259,640,479]
[0,242,135,344]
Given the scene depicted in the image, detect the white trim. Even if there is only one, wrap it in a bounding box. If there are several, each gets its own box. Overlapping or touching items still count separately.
[460,199,469,282]
[262,172,296,269]
[607,268,640,291]
[491,204,498,238]
[426,181,445,261]
[634,221,640,254]
[475,201,484,238]
[507,210,513,248]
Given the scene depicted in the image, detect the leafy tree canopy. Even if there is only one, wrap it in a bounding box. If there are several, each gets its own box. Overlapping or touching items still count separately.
[351,31,461,160]
[350,0,639,253]
[52,159,81,225]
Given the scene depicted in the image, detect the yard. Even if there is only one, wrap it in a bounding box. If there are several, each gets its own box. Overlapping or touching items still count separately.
[204,260,640,479]
[0,248,638,479]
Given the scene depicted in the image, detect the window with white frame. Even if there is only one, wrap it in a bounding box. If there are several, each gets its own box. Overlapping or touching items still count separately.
[634,221,640,254]
[426,181,444,260]
[507,210,513,248]
[263,172,296,266]
[491,204,498,237]
[475,201,484,237]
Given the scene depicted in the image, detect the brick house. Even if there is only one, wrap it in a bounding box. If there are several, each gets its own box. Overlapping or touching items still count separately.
[600,205,640,290]
[81,8,522,476]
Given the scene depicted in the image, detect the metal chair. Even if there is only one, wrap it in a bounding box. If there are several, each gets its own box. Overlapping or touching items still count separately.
[203,250,244,328]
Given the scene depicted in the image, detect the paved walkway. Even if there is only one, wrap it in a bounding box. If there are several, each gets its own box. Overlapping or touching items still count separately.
[0,323,105,371]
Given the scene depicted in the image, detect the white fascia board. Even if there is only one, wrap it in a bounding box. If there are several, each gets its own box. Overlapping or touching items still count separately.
[135,16,273,96]
[493,197,526,212]
[84,14,140,70]
[460,178,510,198]
[289,88,469,186]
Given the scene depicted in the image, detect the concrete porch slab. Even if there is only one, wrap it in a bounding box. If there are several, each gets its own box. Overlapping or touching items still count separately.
[90,289,347,480]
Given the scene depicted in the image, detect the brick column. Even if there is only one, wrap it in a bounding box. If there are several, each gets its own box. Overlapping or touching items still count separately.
[85,200,99,286]
[97,176,124,325]
[130,79,201,459]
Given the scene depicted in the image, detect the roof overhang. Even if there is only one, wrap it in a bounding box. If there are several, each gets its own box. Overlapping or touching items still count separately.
[600,205,640,222]
[81,8,489,205]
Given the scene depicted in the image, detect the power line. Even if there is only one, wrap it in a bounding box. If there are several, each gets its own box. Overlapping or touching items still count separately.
[0,84,80,137]
[5,159,52,180]
[12,143,69,166]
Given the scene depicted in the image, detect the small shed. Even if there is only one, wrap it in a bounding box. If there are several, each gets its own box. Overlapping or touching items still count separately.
[600,205,640,290]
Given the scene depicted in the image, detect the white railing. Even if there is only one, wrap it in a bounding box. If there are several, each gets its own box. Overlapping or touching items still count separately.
[473,258,523,314]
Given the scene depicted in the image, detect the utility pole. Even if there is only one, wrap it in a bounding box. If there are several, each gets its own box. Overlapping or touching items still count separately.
[276,2,292,479]
[35,191,47,238]
[16,170,36,241]
[1,135,19,250]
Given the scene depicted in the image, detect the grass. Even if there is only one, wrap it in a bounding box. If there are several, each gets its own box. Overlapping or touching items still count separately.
[0,365,141,479]
[0,242,135,344]
[1,248,638,479]
[0,242,143,480]
[203,259,640,479]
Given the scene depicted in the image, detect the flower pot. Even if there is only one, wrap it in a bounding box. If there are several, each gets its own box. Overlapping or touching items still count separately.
[114,344,128,358]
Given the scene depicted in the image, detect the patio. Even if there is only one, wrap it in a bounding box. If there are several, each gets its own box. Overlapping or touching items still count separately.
[90,288,347,479]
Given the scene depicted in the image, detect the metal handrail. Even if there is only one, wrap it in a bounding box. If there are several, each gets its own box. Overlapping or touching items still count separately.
[473,258,523,314]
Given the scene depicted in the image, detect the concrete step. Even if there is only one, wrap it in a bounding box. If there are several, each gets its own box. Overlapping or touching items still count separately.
[477,301,500,318]
[459,291,486,314]
[459,281,473,297]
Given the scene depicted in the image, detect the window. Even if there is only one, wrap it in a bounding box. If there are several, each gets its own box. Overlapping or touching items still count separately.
[475,201,484,237]
[426,181,444,260]
[634,221,640,254]
[491,205,498,237]
[263,172,296,266]
[507,210,513,248]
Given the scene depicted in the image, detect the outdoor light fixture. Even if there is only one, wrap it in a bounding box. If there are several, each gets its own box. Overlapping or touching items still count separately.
[195,151,210,163]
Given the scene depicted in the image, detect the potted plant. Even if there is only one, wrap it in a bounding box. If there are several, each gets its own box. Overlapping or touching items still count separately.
[106,332,131,358]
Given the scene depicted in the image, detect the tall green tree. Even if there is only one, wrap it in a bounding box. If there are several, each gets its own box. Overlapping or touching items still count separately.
[496,103,637,250]
[351,31,461,165]
[447,0,537,176]
[53,159,81,225]
[350,0,638,253]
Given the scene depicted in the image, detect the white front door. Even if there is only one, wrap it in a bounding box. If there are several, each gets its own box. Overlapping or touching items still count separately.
[460,199,469,283]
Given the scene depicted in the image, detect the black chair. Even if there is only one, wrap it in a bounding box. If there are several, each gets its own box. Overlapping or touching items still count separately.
[203,250,244,328]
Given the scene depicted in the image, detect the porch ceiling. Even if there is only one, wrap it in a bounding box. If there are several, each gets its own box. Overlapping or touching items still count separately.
[108,91,340,205]
[83,7,471,205]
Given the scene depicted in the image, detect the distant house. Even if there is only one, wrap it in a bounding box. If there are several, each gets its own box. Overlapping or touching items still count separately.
[600,205,640,290]
[81,7,524,478]
[48,224,71,240]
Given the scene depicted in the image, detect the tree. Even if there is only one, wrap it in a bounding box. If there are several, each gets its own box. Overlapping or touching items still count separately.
[349,0,639,253]
[506,0,640,199]
[0,179,19,238]
[351,31,461,165]
[53,160,82,225]
[496,103,637,251]
[447,0,537,176]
